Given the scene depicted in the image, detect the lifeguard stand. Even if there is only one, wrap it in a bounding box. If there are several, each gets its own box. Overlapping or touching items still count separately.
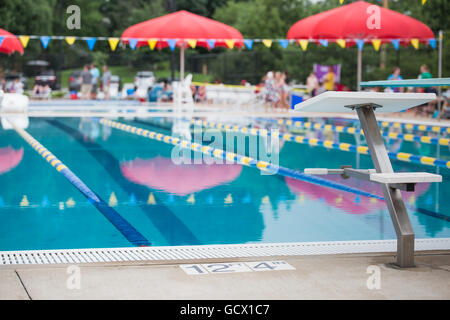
[295,91,442,268]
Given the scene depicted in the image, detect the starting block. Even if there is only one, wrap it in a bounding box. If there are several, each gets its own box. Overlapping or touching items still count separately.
[296,91,441,268]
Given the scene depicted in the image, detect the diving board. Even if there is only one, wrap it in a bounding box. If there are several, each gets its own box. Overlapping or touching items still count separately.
[360,77,450,88]
[295,91,442,268]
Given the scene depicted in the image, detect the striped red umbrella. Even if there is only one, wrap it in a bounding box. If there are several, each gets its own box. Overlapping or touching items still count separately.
[0,29,23,55]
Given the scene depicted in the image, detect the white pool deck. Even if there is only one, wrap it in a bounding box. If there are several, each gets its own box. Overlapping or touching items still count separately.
[1,250,449,300]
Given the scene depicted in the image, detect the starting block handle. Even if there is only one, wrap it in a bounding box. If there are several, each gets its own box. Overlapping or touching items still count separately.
[304,168,344,175]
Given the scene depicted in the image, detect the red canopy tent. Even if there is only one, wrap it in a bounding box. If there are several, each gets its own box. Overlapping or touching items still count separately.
[287,1,435,90]
[122,10,243,81]
[0,28,23,55]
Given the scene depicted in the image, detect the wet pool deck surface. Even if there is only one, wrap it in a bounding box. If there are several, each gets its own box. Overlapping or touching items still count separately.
[1,251,449,300]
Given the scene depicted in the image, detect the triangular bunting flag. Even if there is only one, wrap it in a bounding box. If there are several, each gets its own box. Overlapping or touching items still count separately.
[410,38,419,50]
[262,39,272,48]
[128,38,138,50]
[129,193,137,205]
[147,192,156,205]
[187,39,197,49]
[40,36,51,49]
[391,39,400,50]
[371,39,381,51]
[19,35,30,48]
[186,194,195,204]
[0,196,4,208]
[108,38,119,51]
[148,38,157,50]
[318,39,328,47]
[0,36,4,47]
[428,38,436,49]
[85,37,96,51]
[278,39,289,49]
[41,196,49,207]
[422,0,427,4]
[206,39,216,49]
[109,192,117,207]
[65,36,76,45]
[244,39,253,50]
[336,39,346,48]
[224,194,233,204]
[298,39,308,51]
[339,0,344,4]
[356,39,365,51]
[167,39,177,51]
[225,39,235,49]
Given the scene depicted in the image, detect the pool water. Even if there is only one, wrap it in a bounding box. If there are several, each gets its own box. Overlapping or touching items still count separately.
[0,117,449,251]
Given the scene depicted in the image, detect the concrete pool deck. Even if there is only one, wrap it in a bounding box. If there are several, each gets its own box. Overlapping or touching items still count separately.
[1,251,449,300]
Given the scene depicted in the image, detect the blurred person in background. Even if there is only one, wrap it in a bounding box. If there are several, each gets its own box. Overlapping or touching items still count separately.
[90,63,100,99]
[80,65,93,100]
[102,65,111,100]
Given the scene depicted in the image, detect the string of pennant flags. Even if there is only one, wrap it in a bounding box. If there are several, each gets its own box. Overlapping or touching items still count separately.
[0,34,439,52]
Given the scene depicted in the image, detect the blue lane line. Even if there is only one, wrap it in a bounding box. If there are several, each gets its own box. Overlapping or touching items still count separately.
[58,166,151,246]
[12,124,151,247]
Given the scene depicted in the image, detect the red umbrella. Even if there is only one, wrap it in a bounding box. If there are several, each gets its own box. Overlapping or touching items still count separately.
[287,1,434,90]
[0,29,23,55]
[0,147,23,174]
[120,156,242,196]
[122,10,244,81]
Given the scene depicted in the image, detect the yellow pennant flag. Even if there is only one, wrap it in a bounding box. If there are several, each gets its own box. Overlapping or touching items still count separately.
[65,37,76,45]
[336,39,346,48]
[148,38,157,50]
[339,0,344,4]
[262,39,272,48]
[147,192,156,205]
[108,37,120,51]
[422,0,427,5]
[411,38,419,50]
[298,39,309,51]
[225,39,235,49]
[371,39,382,51]
[19,35,30,48]
[187,39,197,49]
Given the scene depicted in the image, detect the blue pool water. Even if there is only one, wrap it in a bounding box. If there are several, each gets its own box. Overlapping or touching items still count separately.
[0,116,449,251]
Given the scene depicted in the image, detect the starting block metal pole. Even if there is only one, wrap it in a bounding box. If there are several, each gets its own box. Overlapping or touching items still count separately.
[355,104,415,267]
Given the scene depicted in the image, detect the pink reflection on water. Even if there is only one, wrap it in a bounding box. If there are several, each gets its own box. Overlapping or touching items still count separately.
[121,156,242,195]
[286,174,430,215]
[0,146,23,174]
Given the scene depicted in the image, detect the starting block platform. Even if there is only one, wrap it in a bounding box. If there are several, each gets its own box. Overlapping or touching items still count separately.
[295,91,442,268]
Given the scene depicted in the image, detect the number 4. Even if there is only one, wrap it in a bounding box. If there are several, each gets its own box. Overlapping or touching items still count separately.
[253,262,275,270]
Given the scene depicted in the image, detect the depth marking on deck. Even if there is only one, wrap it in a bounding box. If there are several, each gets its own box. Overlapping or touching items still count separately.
[180,261,295,275]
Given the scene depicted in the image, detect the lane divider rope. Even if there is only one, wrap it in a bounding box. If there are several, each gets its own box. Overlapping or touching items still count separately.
[193,119,450,169]
[96,117,383,200]
[274,119,449,146]
[9,120,151,247]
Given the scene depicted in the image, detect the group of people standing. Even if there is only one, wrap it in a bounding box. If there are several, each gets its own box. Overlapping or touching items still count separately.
[263,71,289,111]
[80,64,112,100]
[306,66,336,97]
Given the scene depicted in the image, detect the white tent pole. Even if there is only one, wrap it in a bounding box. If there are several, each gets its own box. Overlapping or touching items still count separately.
[357,49,362,91]
[180,45,185,84]
[438,30,443,113]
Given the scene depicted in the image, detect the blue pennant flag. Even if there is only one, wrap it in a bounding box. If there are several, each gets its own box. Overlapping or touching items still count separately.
[278,39,289,49]
[41,196,50,208]
[354,195,360,204]
[40,36,51,49]
[0,36,4,47]
[167,39,177,51]
[129,193,137,205]
[129,38,138,50]
[206,195,214,205]
[0,196,4,207]
[428,38,436,49]
[244,39,253,50]
[206,39,216,49]
[318,39,328,47]
[86,37,96,51]
[242,193,251,204]
[165,194,174,204]
[391,39,400,51]
[356,39,365,51]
